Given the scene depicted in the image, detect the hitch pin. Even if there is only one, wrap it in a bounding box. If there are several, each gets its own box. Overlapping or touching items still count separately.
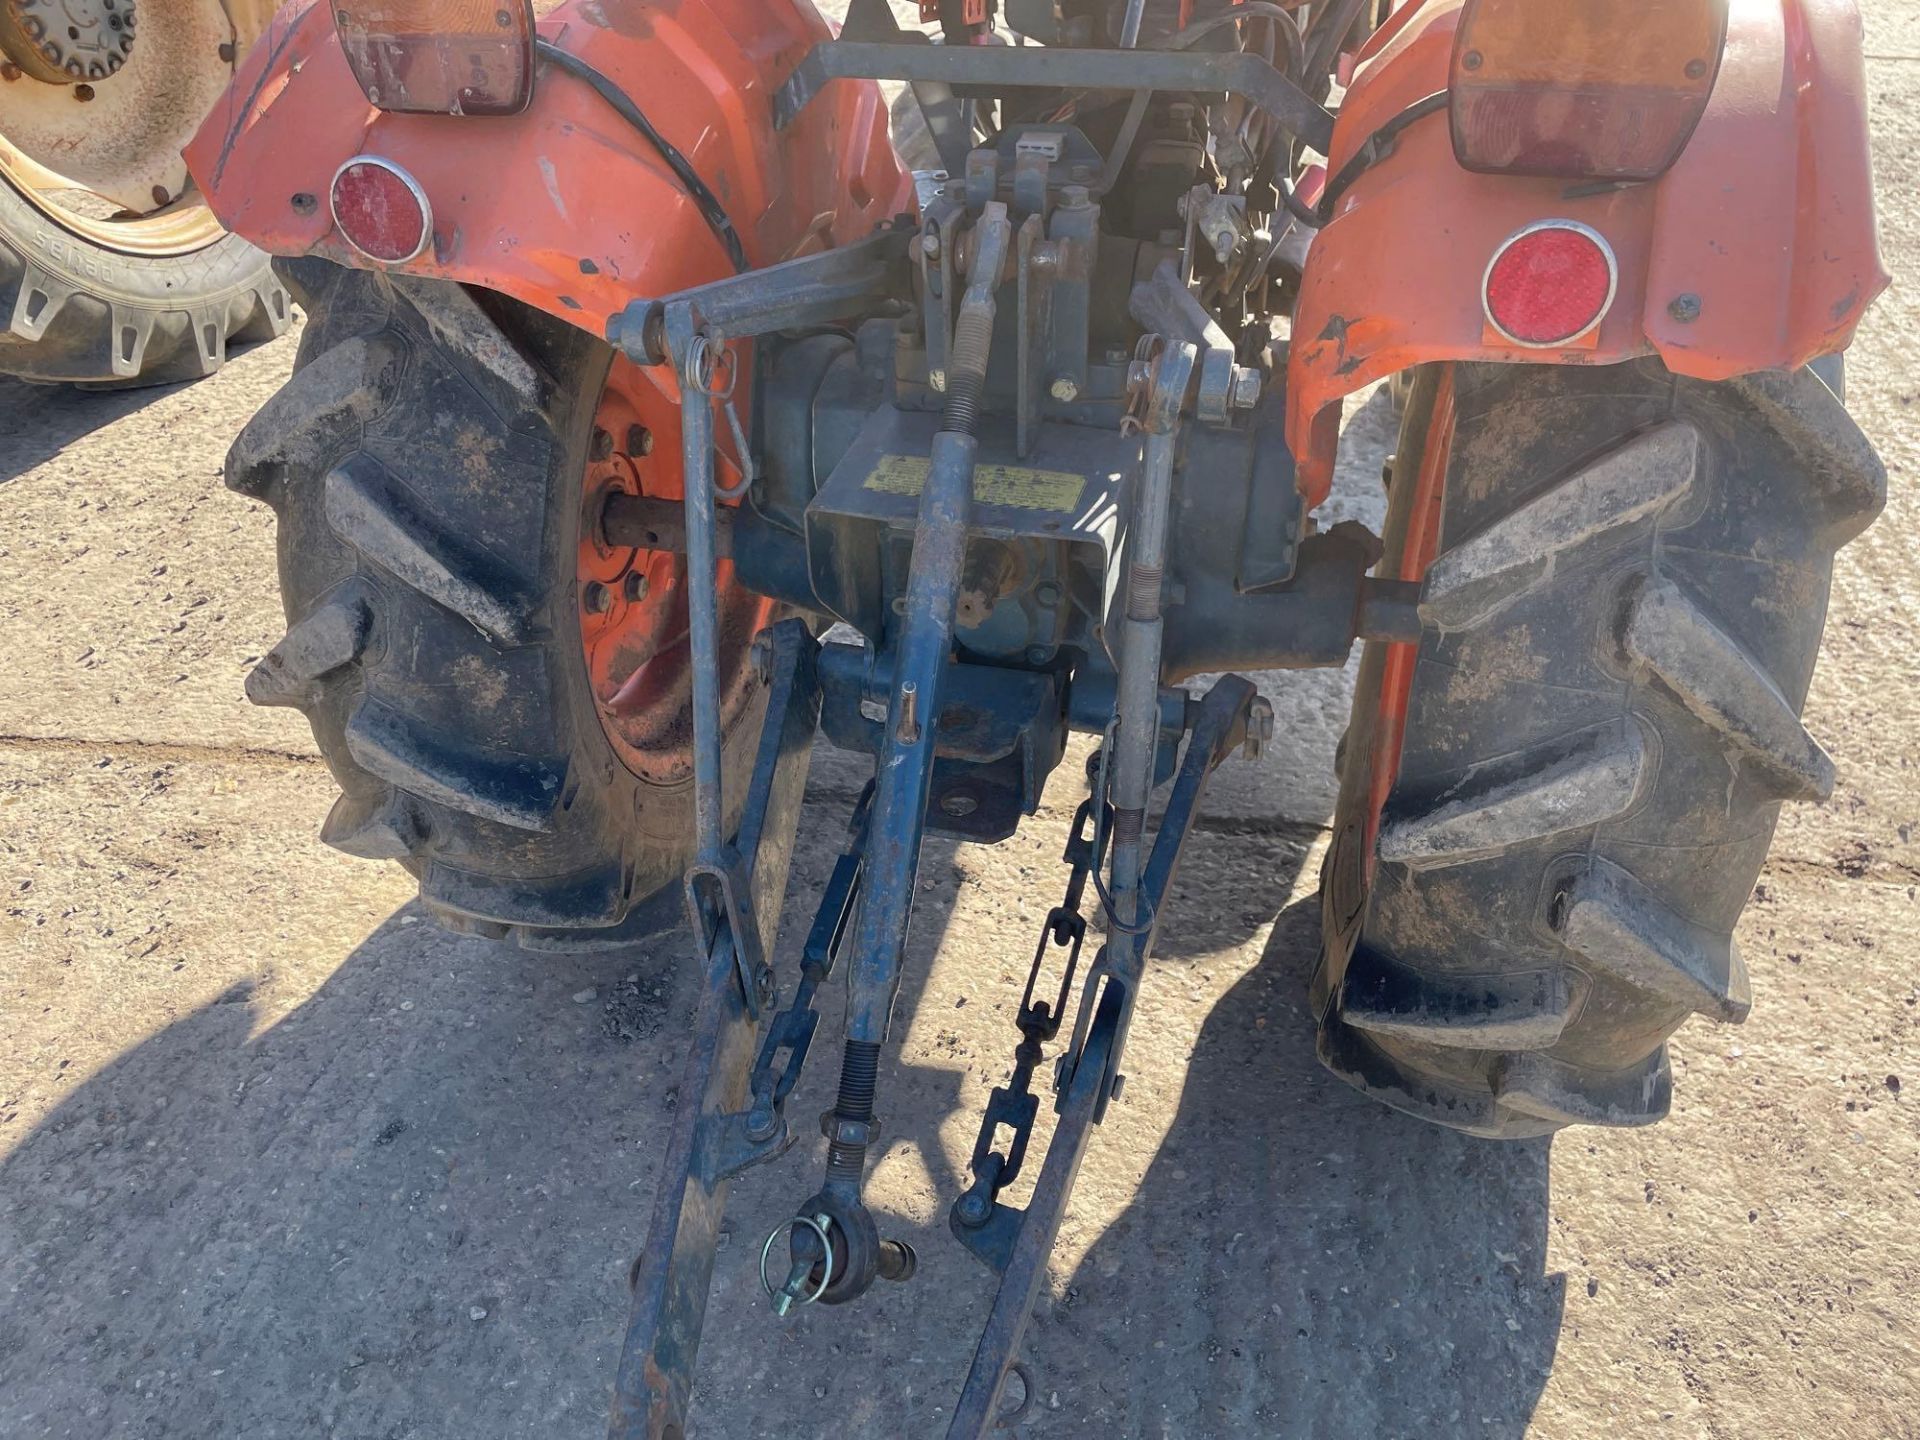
[760,1213,836,1317]
[684,331,757,499]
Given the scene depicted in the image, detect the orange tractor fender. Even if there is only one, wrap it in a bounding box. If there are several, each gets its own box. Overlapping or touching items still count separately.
[1287,0,1886,506]
[183,0,907,343]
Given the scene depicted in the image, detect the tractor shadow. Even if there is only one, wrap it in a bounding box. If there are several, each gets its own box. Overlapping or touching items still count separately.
[0,767,1556,1439]
[1039,890,1563,1439]
[0,375,185,485]
[0,783,1052,1437]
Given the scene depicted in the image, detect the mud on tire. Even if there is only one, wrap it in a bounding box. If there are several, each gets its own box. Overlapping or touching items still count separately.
[229,258,766,951]
[1316,359,1884,1137]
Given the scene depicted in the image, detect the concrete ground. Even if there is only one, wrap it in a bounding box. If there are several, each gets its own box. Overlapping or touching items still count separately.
[3,10,1917,1439]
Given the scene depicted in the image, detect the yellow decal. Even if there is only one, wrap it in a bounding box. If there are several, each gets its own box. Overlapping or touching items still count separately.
[865,454,1086,512]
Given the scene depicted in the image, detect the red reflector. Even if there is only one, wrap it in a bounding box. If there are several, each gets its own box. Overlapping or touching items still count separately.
[1482,222,1616,348]
[330,158,432,265]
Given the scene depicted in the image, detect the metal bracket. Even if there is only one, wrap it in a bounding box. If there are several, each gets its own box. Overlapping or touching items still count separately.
[609,227,914,365]
[685,853,771,1020]
[773,41,1335,156]
[1014,213,1053,458]
[1130,258,1238,424]
[918,195,963,395]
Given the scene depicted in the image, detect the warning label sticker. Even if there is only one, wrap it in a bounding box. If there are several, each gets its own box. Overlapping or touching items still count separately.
[864,454,1086,512]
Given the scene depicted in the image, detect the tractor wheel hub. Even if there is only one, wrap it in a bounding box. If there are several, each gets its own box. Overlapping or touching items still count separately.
[1,0,134,84]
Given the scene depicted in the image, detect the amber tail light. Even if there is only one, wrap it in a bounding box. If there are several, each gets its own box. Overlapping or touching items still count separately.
[331,0,535,116]
[1450,0,1728,181]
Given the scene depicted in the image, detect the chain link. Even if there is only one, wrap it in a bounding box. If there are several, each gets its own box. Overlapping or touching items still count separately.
[953,798,1100,1225]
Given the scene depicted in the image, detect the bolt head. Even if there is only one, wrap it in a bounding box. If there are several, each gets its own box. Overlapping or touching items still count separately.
[1049,375,1080,403]
[956,1192,990,1225]
[928,368,947,393]
[1228,365,1263,410]
[1668,292,1703,324]
[623,570,649,604]
[749,631,773,682]
[582,580,613,615]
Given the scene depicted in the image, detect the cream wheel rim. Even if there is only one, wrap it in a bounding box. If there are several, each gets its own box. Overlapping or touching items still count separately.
[0,0,241,258]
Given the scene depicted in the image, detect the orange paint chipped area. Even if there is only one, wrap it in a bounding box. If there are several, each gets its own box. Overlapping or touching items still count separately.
[183,0,910,339]
[1287,0,1886,508]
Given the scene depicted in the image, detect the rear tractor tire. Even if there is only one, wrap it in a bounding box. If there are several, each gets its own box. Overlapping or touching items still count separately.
[1317,359,1883,1137]
[229,260,773,951]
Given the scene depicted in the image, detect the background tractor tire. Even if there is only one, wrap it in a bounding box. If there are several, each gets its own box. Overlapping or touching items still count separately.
[228,259,769,951]
[0,173,289,387]
[1316,359,1883,1137]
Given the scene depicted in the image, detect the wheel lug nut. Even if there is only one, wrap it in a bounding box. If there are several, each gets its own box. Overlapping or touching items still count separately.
[626,424,653,456]
[583,580,613,614]
[589,428,614,462]
[623,571,648,603]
